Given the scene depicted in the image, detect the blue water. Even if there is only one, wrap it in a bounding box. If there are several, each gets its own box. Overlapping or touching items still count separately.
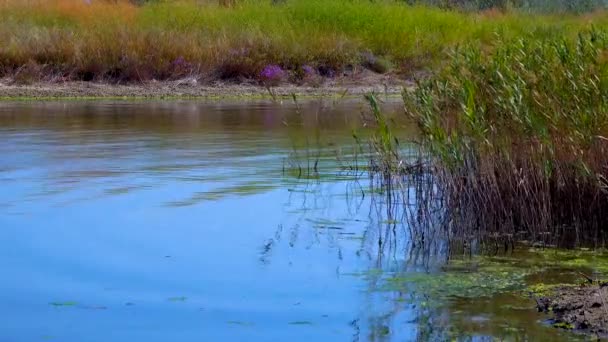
[1,100,583,342]
[0,100,419,342]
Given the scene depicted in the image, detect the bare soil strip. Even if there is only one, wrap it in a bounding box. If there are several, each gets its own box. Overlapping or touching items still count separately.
[0,78,408,99]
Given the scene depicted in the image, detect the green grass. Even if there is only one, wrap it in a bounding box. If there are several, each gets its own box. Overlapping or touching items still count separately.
[2,0,608,83]
[406,0,607,13]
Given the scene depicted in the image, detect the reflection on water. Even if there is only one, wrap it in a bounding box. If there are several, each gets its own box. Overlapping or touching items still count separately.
[0,100,587,341]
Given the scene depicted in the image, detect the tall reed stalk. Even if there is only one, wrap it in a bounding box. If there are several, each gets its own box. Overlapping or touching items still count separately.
[366,29,608,250]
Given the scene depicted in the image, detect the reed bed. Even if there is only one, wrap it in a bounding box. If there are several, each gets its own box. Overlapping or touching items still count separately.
[367,29,608,250]
[1,0,608,83]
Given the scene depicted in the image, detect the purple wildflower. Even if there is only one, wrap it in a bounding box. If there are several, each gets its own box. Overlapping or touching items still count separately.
[260,64,284,80]
[173,56,184,66]
[172,56,192,71]
[259,64,284,84]
[302,65,315,76]
[172,56,187,67]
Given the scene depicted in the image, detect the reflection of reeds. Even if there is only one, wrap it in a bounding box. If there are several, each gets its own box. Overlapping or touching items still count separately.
[357,94,449,261]
[367,30,608,251]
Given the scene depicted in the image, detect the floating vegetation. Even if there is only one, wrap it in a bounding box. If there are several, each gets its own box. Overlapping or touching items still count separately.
[288,321,313,325]
[341,245,607,340]
[167,296,187,302]
[553,322,575,330]
[227,321,255,326]
[49,301,77,307]
[357,257,530,302]
[527,282,573,298]
[359,247,608,299]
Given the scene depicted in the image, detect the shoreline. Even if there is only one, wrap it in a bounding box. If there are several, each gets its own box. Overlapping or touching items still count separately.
[537,283,608,338]
[0,79,409,101]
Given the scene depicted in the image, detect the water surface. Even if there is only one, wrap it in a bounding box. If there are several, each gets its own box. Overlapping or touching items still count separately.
[0,100,587,341]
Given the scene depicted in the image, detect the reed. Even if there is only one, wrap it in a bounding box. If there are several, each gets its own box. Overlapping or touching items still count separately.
[393,29,608,250]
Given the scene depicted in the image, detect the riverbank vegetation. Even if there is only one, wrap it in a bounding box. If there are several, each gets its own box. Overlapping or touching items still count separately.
[363,29,608,251]
[354,29,608,337]
[1,0,608,84]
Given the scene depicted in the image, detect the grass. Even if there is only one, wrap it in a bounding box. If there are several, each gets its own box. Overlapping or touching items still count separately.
[1,0,608,83]
[363,28,608,250]
[407,0,607,13]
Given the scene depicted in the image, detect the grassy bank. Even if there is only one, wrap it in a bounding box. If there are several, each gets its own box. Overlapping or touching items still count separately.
[365,29,608,250]
[1,0,608,84]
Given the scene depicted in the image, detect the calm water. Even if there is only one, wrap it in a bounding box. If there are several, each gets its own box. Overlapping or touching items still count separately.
[0,100,584,342]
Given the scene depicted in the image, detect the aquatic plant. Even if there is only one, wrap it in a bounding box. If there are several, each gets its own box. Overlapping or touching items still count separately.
[393,29,608,249]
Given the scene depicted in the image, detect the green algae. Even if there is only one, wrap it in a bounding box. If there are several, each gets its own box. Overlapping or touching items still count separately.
[528,283,560,297]
[349,246,607,341]
[529,248,608,276]
[553,322,575,330]
[288,321,313,325]
[167,296,187,302]
[369,248,608,302]
[378,259,531,300]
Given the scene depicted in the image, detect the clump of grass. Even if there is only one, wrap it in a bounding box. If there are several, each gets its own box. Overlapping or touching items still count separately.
[11,59,45,84]
[1,0,607,83]
[402,28,608,249]
[361,52,393,74]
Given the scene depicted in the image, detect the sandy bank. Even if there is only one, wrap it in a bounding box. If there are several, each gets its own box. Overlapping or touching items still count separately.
[0,77,410,100]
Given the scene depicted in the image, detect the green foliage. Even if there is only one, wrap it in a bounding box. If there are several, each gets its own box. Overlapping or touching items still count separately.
[403,29,608,246]
[1,0,607,81]
[405,0,607,13]
[407,29,608,171]
[361,52,393,74]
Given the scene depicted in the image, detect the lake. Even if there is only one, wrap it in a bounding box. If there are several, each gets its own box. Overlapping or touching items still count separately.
[0,100,587,341]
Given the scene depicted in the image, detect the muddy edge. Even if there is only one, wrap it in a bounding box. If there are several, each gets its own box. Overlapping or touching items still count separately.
[0,76,412,100]
[537,283,608,338]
